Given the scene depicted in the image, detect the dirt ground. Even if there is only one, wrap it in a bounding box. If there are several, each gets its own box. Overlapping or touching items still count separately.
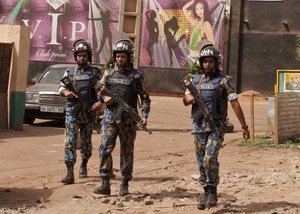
[0,95,300,214]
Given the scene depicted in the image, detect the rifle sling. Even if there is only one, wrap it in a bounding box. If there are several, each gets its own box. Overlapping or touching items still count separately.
[194,74,205,122]
[197,74,205,94]
[196,75,227,133]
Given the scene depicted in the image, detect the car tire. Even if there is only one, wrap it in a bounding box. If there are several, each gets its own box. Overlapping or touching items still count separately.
[24,117,35,124]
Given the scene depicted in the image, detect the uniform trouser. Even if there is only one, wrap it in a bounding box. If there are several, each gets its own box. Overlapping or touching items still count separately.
[194,131,223,187]
[98,119,137,180]
[64,106,93,164]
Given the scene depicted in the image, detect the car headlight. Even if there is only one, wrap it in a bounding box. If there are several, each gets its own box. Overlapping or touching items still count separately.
[26,93,39,103]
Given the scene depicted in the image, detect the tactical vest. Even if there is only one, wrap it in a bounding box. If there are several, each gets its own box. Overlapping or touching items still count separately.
[106,68,140,110]
[66,66,99,106]
[191,72,228,120]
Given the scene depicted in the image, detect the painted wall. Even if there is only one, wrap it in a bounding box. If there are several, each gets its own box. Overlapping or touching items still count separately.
[140,0,226,69]
[0,0,226,94]
[0,0,122,85]
[0,24,30,129]
[140,0,227,94]
[0,0,120,65]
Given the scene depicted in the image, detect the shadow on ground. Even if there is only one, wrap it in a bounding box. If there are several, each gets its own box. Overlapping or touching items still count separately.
[0,187,53,209]
[0,120,64,140]
[212,201,300,213]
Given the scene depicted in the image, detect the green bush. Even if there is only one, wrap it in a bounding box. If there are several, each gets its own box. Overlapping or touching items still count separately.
[187,62,202,76]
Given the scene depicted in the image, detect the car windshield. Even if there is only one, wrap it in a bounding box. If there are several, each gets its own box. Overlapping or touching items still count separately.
[38,67,67,84]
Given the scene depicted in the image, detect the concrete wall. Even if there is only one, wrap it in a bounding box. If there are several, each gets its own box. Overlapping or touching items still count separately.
[140,67,187,95]
[226,1,242,90]
[229,0,300,94]
[0,25,30,129]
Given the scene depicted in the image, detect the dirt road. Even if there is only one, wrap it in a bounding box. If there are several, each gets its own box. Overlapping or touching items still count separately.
[0,96,299,214]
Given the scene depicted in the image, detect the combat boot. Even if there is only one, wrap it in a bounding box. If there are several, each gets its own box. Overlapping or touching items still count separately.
[197,186,209,210]
[93,178,111,195]
[79,160,88,178]
[119,179,129,196]
[61,162,74,184]
[206,186,218,208]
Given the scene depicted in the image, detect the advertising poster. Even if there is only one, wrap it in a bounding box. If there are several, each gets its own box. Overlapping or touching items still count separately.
[140,0,226,69]
[0,0,120,64]
[284,73,300,92]
[276,70,300,93]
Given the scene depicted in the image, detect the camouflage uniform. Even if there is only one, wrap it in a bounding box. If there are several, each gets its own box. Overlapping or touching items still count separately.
[98,67,151,181]
[60,66,101,164]
[188,71,237,187]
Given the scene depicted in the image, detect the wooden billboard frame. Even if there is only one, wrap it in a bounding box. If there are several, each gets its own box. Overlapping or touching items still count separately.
[275,69,300,93]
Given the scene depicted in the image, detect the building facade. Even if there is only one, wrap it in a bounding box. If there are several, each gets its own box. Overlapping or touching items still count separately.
[1,0,297,94]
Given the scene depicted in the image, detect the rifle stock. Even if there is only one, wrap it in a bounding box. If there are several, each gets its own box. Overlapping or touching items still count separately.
[60,76,101,134]
[98,85,152,135]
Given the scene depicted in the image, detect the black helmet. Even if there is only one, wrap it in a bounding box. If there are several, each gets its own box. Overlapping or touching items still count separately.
[199,39,214,52]
[113,39,134,63]
[72,39,92,63]
[199,46,221,69]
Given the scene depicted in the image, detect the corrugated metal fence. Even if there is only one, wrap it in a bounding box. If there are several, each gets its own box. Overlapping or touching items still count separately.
[274,93,300,144]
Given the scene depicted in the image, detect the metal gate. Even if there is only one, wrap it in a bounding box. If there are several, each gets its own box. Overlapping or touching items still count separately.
[0,43,13,131]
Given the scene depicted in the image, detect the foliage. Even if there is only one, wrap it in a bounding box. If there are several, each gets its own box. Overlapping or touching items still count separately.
[187,62,202,76]
[234,135,300,149]
[104,56,114,70]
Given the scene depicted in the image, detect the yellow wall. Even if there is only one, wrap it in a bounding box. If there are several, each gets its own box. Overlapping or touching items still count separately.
[0,24,30,129]
[0,24,30,92]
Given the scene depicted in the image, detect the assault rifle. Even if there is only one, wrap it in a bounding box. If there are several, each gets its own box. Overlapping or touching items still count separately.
[60,76,101,134]
[97,84,152,135]
[182,76,222,142]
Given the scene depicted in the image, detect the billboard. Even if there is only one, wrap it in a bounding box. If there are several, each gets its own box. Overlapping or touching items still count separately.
[140,0,226,69]
[276,70,300,93]
[0,0,120,64]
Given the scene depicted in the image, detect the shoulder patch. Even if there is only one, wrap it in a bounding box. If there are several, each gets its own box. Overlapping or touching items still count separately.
[135,69,145,79]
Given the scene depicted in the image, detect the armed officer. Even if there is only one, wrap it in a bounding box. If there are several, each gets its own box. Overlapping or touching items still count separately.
[59,39,103,184]
[183,45,250,209]
[93,39,151,196]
